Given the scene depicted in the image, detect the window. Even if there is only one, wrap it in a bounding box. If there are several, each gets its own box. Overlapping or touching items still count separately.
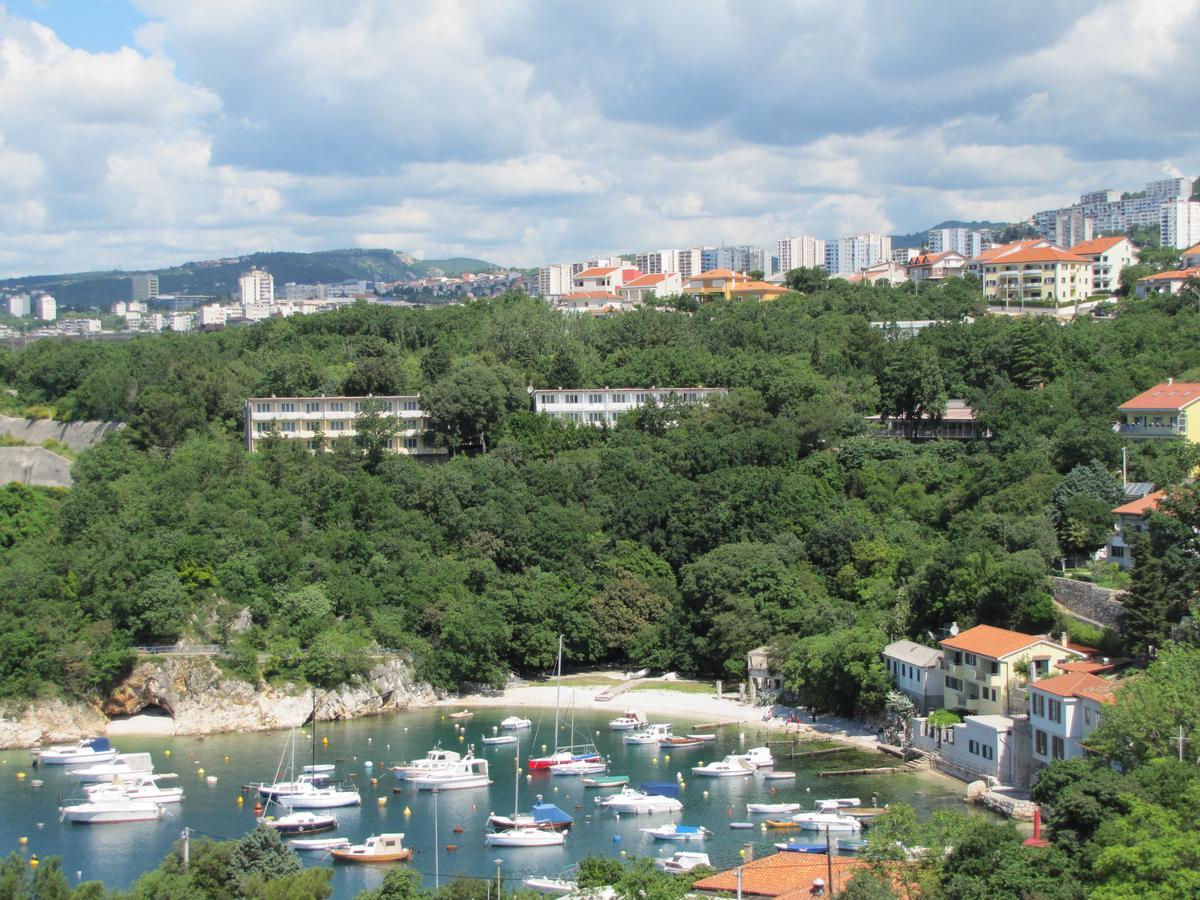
[255,422,269,433]
[952,651,962,665]
[1031,694,1045,717]
[403,437,417,450]
[989,661,999,675]
[330,402,345,412]
[305,402,321,413]
[588,412,604,423]
[404,400,419,411]
[330,421,346,431]
[636,393,649,403]
[1048,699,1063,724]
[564,394,580,404]
[611,393,626,404]
[542,394,556,404]
[964,653,977,666]
[255,402,271,413]
[307,440,321,450]
[1052,736,1065,760]
[280,402,295,413]
[982,744,994,761]
[353,402,363,412]
[968,739,979,756]
[1035,730,1048,756]
[945,676,963,691]
[589,394,604,404]
[281,421,297,433]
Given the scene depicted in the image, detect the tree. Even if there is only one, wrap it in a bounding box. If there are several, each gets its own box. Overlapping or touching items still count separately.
[355,867,427,900]
[421,363,527,454]
[342,356,408,396]
[878,345,947,425]
[784,267,829,294]
[781,622,892,717]
[354,397,401,473]
[1123,486,1200,654]
[229,826,302,883]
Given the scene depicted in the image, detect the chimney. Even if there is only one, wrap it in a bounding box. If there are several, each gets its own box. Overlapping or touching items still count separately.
[1169,377,1175,385]
[1061,631,1069,648]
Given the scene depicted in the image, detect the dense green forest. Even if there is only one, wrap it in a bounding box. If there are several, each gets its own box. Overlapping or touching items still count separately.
[2,277,1200,703]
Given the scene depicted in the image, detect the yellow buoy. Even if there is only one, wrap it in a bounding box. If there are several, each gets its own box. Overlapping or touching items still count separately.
[18,836,28,845]
[652,757,658,765]
[165,750,171,757]
[377,797,387,806]
[322,737,328,745]
[16,772,26,780]
[664,754,670,763]
[29,856,38,868]
[619,850,626,857]
[224,756,230,763]
[458,735,464,742]
[739,849,746,859]
[197,768,205,775]
[680,781,686,789]
[404,806,411,816]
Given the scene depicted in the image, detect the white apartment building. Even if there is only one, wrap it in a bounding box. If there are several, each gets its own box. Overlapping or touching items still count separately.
[239,267,275,307]
[59,318,102,335]
[34,294,56,321]
[537,264,574,299]
[1161,200,1200,250]
[714,245,771,275]
[928,228,984,258]
[777,235,827,272]
[635,251,667,274]
[199,303,228,327]
[244,394,444,456]
[826,233,892,275]
[1069,236,1138,293]
[131,273,159,302]
[532,386,727,427]
[620,272,683,303]
[1028,672,1116,772]
[1037,177,1195,238]
[169,313,194,332]
[1051,210,1094,249]
[6,294,31,317]
[146,313,165,332]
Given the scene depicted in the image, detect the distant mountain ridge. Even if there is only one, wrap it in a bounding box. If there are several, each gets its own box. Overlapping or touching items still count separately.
[890,220,1015,250]
[0,248,501,309]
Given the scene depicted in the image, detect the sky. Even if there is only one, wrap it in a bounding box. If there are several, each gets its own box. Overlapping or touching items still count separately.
[0,0,1198,277]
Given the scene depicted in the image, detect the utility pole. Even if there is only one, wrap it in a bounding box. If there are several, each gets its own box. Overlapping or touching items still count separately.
[825,825,834,896]
[494,858,503,899]
[433,788,440,890]
[181,827,190,873]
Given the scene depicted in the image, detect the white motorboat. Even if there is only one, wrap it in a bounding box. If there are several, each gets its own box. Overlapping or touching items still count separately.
[60,798,163,824]
[685,733,717,741]
[655,851,711,873]
[522,877,576,895]
[551,760,606,776]
[392,747,462,780]
[410,756,491,790]
[741,747,775,768]
[594,786,682,814]
[817,798,862,807]
[747,802,802,815]
[485,826,566,847]
[301,764,336,775]
[279,784,361,809]
[261,811,339,833]
[290,837,351,852]
[330,833,412,863]
[84,774,183,804]
[501,716,532,729]
[37,738,118,766]
[791,805,864,833]
[641,824,711,841]
[69,752,153,783]
[625,723,672,745]
[608,710,647,730]
[483,735,518,746]
[692,755,756,777]
[258,773,330,799]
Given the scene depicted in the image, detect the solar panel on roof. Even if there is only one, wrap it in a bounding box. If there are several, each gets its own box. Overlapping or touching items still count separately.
[1123,482,1155,499]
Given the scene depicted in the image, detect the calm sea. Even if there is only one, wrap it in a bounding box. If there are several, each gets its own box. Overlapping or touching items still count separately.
[0,706,982,897]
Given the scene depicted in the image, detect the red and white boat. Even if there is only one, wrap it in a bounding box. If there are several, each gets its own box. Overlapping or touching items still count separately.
[527,636,600,770]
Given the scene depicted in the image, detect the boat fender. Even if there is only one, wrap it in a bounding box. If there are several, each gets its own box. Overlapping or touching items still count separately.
[446,845,457,851]
[612,835,620,842]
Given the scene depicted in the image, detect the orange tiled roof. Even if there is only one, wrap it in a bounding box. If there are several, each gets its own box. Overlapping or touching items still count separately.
[984,246,1090,265]
[561,291,616,300]
[623,273,667,288]
[574,267,618,278]
[1076,681,1119,705]
[690,268,748,281]
[1138,267,1200,282]
[1112,489,1166,516]
[1182,242,1200,257]
[1070,236,1128,255]
[692,852,867,897]
[732,281,789,294]
[1029,671,1110,697]
[971,240,1046,263]
[940,624,1063,659]
[1118,383,1200,412]
[1058,659,1125,675]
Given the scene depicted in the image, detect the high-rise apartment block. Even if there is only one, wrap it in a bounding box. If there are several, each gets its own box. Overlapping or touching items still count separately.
[131,273,159,302]
[34,294,56,321]
[1160,201,1200,250]
[6,294,31,317]
[826,233,893,275]
[1036,177,1195,240]
[537,264,575,298]
[928,228,984,258]
[239,267,275,307]
[777,236,827,272]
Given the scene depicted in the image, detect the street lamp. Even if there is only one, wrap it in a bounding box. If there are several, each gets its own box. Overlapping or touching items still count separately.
[494,858,503,898]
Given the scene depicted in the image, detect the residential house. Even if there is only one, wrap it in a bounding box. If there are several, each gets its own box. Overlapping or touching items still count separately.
[1135,267,1200,298]
[1069,236,1139,293]
[911,713,1022,784]
[692,851,878,898]
[939,625,1082,716]
[857,259,910,285]
[1028,672,1117,772]
[619,272,683,304]
[867,399,988,440]
[531,386,727,427]
[979,245,1093,306]
[882,640,944,714]
[244,395,444,456]
[747,645,783,702]
[683,269,790,301]
[906,250,968,282]
[1106,489,1165,569]
[571,266,642,294]
[1116,380,1200,441]
[555,292,637,315]
[1183,242,1200,269]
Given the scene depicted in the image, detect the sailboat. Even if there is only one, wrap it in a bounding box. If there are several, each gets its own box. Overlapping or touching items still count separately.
[529,637,600,770]
[486,742,567,847]
[488,740,574,832]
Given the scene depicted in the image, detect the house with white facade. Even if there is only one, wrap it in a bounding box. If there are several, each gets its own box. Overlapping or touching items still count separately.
[747,645,783,702]
[532,386,727,427]
[939,625,1081,716]
[1183,242,1200,269]
[906,250,967,282]
[882,640,944,714]
[1106,489,1164,569]
[1135,267,1200,298]
[1069,236,1138,293]
[571,266,642,294]
[620,272,683,303]
[244,395,444,456]
[912,713,1022,784]
[1028,671,1117,772]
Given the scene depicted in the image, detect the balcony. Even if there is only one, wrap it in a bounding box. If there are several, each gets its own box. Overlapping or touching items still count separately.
[1117,422,1186,438]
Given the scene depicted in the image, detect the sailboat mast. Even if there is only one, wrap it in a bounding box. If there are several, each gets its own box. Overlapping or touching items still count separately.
[513,738,520,816]
[553,634,563,750]
[311,690,317,771]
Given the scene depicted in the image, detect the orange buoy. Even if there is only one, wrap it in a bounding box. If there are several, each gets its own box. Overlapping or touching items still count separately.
[453,826,463,834]
[446,844,458,852]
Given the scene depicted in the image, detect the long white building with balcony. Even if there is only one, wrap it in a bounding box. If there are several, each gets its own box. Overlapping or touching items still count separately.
[1116,380,1200,441]
[244,395,444,456]
[532,386,727,427]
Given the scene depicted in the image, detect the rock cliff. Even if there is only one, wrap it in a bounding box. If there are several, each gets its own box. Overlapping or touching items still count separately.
[0,656,436,749]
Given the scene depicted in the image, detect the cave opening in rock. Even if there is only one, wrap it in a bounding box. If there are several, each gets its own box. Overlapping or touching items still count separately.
[108,702,174,721]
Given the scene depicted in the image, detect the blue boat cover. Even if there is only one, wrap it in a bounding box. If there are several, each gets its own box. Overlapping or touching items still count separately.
[90,738,112,752]
[639,782,680,797]
[675,825,700,834]
[781,843,826,853]
[531,802,574,825]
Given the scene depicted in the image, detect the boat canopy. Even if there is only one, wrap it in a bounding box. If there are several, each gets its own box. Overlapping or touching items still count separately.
[89,738,113,752]
[639,782,680,797]
[674,825,701,834]
[531,802,574,825]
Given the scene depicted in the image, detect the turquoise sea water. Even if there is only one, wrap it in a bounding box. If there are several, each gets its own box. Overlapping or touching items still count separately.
[0,707,983,897]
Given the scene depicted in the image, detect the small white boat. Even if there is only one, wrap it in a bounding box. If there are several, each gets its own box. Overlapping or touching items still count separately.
[625,723,672,745]
[501,716,533,729]
[262,811,339,833]
[290,837,350,852]
[730,822,755,830]
[655,851,711,872]
[641,824,711,841]
[791,804,863,833]
[410,756,491,790]
[448,709,474,720]
[595,787,682,814]
[763,771,796,780]
[692,755,756,777]
[483,735,518,746]
[37,738,118,766]
[301,764,336,775]
[84,774,182,804]
[69,752,154,783]
[61,798,163,824]
[685,733,717,741]
[522,877,576,895]
[280,787,361,809]
[608,710,647,731]
[330,833,412,863]
[818,798,862,808]
[741,747,775,768]
[393,747,462,780]
[485,826,566,847]
[551,760,606,776]
[258,773,330,799]
[747,802,802,814]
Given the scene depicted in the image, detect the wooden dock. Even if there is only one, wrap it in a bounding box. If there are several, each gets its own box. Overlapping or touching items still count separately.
[691,719,744,731]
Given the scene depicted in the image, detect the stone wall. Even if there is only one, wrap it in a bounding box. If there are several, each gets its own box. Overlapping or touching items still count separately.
[0,415,123,453]
[0,446,73,487]
[1050,576,1125,630]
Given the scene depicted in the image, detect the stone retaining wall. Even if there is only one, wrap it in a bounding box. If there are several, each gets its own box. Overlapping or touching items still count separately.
[1050,576,1125,629]
[0,415,123,453]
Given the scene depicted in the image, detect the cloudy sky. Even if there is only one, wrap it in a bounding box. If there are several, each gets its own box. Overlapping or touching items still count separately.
[1,0,1197,276]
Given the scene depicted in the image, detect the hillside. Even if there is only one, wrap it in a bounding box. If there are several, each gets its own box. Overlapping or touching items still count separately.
[0,249,500,309]
[891,220,1016,249]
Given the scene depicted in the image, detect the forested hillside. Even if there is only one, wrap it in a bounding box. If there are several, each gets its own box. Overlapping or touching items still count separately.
[2,277,1199,704]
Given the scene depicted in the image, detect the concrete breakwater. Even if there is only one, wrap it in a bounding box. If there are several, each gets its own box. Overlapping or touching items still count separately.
[0,656,436,749]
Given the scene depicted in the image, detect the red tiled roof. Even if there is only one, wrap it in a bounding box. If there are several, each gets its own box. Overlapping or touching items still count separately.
[1070,236,1128,255]
[940,624,1066,659]
[984,246,1090,264]
[1029,671,1110,697]
[1058,659,1126,675]
[732,281,789,293]
[1076,681,1119,705]
[623,273,667,288]
[971,240,1046,262]
[562,291,616,300]
[690,268,747,280]
[574,267,618,277]
[1118,383,1200,412]
[1138,267,1200,282]
[692,852,868,897]
[1112,489,1166,516]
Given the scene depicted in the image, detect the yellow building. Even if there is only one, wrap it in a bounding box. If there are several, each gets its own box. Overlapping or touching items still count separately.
[683,269,790,302]
[1117,380,1200,441]
[939,625,1081,716]
[980,246,1093,306]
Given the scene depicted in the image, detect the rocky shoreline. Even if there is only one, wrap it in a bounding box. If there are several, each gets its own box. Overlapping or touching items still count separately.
[0,656,437,750]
